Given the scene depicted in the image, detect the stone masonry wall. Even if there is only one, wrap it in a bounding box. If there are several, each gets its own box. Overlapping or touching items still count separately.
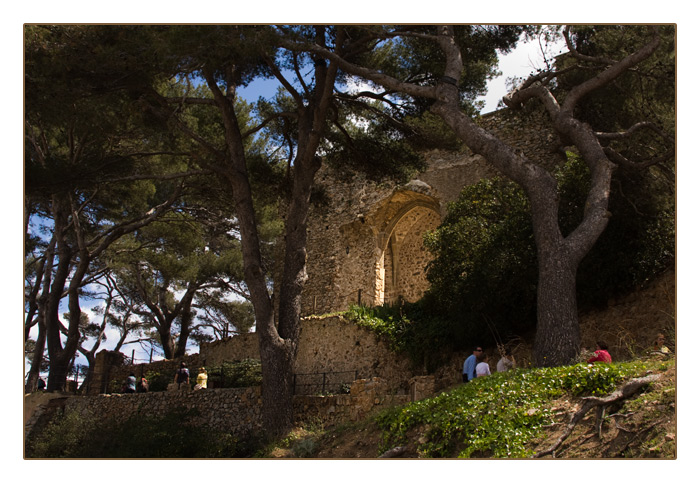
[301,106,563,317]
[64,386,263,438]
[199,316,417,394]
[27,376,423,444]
[97,315,417,396]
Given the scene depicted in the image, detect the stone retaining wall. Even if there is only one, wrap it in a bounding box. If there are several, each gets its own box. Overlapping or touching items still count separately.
[27,376,424,445]
[294,377,412,426]
[65,386,263,437]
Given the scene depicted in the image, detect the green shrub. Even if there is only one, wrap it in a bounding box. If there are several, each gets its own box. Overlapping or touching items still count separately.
[143,370,172,392]
[26,408,98,458]
[345,302,451,372]
[375,360,651,458]
[207,359,262,389]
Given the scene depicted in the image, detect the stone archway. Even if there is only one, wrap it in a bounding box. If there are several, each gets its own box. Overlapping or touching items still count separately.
[374,199,441,306]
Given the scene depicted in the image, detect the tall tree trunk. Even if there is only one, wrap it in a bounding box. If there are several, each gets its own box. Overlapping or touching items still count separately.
[258,319,296,438]
[26,316,47,392]
[45,196,73,391]
[199,28,339,436]
[174,287,197,358]
[533,250,580,366]
[157,318,176,360]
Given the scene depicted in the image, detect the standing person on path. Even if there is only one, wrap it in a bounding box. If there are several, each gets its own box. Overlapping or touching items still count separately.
[462,346,483,382]
[174,362,190,389]
[497,347,516,373]
[195,367,208,390]
[137,375,149,393]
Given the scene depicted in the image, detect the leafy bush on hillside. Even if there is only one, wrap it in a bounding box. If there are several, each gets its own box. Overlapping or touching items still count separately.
[375,360,654,458]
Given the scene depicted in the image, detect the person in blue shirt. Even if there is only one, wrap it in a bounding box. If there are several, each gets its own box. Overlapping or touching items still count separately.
[462,346,483,382]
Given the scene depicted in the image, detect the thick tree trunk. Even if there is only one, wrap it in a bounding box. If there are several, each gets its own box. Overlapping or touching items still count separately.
[200,34,338,437]
[47,357,72,392]
[157,320,175,360]
[433,100,590,368]
[533,252,581,366]
[258,324,296,438]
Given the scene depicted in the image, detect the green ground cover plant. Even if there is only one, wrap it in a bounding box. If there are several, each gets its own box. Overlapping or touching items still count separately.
[375,360,656,458]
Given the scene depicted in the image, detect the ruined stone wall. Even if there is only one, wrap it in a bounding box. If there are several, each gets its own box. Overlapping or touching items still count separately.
[301,106,563,316]
[198,316,417,394]
[295,316,415,391]
[27,376,419,444]
[198,332,260,367]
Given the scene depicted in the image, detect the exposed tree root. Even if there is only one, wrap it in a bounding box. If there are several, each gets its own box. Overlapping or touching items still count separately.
[534,373,661,458]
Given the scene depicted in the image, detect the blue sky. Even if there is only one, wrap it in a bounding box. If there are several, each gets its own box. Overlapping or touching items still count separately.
[236,33,567,113]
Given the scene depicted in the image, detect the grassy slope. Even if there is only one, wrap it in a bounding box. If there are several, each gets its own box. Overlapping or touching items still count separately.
[268,357,676,459]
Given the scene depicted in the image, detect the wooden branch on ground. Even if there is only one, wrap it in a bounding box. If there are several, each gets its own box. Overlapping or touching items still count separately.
[534,373,661,458]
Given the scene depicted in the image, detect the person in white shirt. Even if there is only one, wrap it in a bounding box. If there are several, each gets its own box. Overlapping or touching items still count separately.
[476,352,491,377]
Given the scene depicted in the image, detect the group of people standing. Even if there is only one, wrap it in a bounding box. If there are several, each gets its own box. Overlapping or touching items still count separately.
[122,362,208,393]
[173,362,208,390]
[462,346,516,382]
[462,339,621,382]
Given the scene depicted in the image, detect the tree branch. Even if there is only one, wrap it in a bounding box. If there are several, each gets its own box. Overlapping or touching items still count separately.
[563,26,660,112]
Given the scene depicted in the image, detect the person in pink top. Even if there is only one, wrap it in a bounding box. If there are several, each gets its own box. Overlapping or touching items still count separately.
[587,341,612,363]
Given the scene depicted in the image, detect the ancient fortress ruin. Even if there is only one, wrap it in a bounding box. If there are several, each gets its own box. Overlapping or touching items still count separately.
[106,106,565,393]
[302,107,561,315]
[26,107,675,441]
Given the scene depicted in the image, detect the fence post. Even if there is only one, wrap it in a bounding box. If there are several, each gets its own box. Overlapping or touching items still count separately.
[293,374,297,395]
[322,373,327,394]
[357,289,362,306]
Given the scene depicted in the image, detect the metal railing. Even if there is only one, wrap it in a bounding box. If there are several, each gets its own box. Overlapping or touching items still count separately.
[293,370,358,395]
